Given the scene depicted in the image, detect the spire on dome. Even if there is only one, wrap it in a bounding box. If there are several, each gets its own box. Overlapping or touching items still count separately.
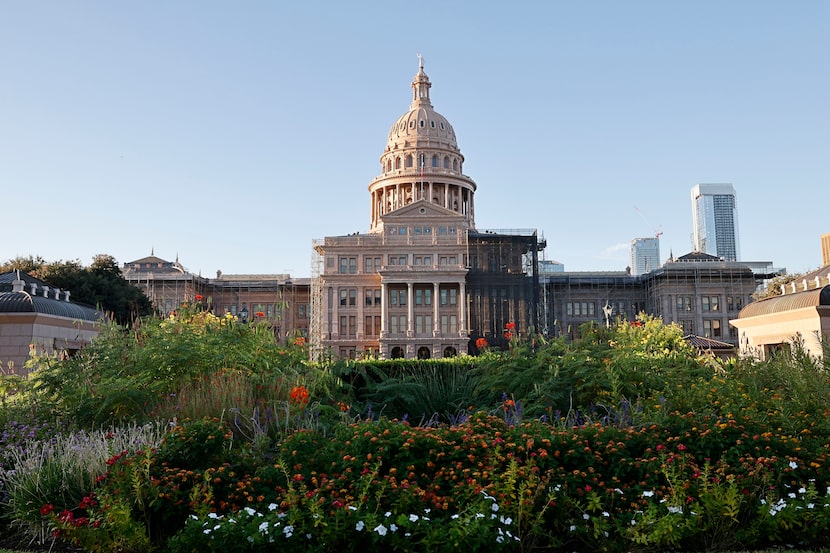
[411,53,432,108]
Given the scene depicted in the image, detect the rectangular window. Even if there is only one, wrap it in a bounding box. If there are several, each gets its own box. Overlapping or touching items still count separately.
[441,315,457,335]
[365,315,381,337]
[676,296,692,312]
[364,257,373,273]
[349,289,357,306]
[339,315,348,335]
[702,296,720,312]
[340,289,348,306]
[339,257,357,274]
[389,288,406,306]
[566,302,596,316]
[298,304,307,319]
[703,319,722,338]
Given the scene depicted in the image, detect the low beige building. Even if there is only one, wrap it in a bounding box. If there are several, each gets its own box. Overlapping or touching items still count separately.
[731,268,830,360]
[0,271,103,374]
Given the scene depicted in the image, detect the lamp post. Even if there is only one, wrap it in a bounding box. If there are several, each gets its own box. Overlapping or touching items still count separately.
[240,304,248,323]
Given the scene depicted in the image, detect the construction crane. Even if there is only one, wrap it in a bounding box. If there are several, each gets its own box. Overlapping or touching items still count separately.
[634,206,663,239]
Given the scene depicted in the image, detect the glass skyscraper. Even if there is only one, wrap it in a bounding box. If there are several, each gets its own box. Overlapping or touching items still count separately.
[630,237,660,275]
[691,183,740,261]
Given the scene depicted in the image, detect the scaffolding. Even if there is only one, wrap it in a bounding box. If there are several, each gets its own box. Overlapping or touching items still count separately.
[465,229,544,350]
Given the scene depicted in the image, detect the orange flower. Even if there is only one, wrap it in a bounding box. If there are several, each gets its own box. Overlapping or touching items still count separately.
[293,336,306,346]
[290,385,309,406]
[255,311,265,318]
[505,321,515,330]
[195,294,204,301]
[475,337,488,350]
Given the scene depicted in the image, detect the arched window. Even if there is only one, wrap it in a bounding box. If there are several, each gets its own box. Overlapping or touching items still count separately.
[395,157,401,170]
[453,159,458,171]
[443,346,457,358]
[417,346,431,359]
[405,155,413,168]
[386,160,392,172]
[443,156,449,169]
[391,346,404,359]
[432,155,438,167]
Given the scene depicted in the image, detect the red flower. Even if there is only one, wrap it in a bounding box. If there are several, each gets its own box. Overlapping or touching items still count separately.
[475,337,488,350]
[195,294,204,301]
[290,385,309,406]
[505,321,516,330]
[294,336,306,346]
[255,311,265,318]
[40,504,54,516]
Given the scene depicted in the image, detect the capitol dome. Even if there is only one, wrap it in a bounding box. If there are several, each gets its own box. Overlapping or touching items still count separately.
[368,57,477,233]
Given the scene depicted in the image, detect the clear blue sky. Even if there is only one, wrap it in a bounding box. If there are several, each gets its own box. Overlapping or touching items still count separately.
[2,2,827,278]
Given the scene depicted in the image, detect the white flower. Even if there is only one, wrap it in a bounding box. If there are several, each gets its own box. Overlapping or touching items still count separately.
[789,493,797,499]
[356,521,365,531]
[374,524,388,536]
[642,490,654,497]
[283,525,294,538]
[614,488,624,494]
[500,516,513,525]
[808,503,815,509]
[789,461,798,470]
[384,511,392,517]
[409,514,419,523]
[348,506,358,511]
[569,525,576,532]
[268,503,278,511]
[190,514,199,520]
[798,487,807,494]
[583,513,590,520]
[390,524,398,532]
[491,502,499,512]
[247,536,254,543]
[259,521,270,534]
[208,512,220,519]
[451,514,460,519]
[496,535,505,543]
[203,529,212,535]
[602,511,610,517]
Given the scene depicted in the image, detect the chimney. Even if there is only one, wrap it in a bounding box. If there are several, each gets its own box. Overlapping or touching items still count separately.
[53,288,61,299]
[29,283,38,295]
[12,278,25,292]
[63,290,71,302]
[41,286,49,297]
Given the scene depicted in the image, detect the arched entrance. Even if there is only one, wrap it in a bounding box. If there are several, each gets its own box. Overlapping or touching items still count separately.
[442,346,457,358]
[417,346,431,359]
[390,346,404,359]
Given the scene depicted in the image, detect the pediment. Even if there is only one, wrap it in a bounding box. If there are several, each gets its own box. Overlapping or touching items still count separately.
[381,199,465,223]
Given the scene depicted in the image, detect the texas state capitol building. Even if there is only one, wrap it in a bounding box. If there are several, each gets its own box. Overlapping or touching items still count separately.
[311,60,544,360]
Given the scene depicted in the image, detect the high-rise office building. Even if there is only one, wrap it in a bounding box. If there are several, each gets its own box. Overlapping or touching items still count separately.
[630,237,660,275]
[691,183,740,261]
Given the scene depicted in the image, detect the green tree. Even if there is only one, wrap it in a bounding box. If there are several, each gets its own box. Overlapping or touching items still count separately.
[2,254,154,325]
[752,271,809,300]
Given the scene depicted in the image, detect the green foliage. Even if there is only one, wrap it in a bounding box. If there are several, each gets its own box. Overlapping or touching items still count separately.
[476,315,711,420]
[0,423,166,548]
[24,305,337,428]
[338,359,484,423]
